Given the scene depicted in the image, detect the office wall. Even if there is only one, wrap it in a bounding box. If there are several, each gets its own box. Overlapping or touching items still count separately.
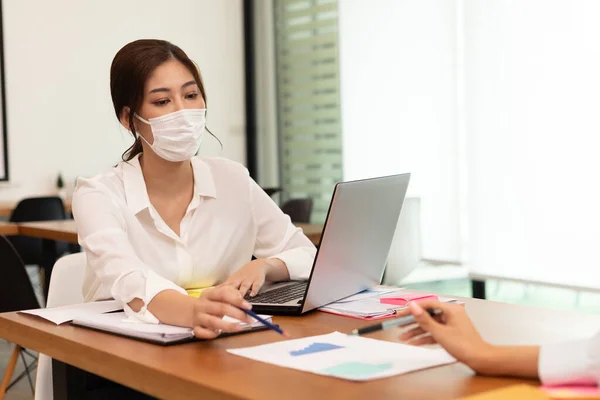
[338,0,462,262]
[0,0,246,201]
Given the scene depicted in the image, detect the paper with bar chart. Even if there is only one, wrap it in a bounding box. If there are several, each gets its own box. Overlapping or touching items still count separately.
[227,332,456,381]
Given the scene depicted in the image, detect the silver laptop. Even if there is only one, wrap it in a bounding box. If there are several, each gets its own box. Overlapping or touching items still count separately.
[249,173,410,315]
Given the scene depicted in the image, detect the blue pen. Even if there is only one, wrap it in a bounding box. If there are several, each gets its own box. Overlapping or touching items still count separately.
[242,308,290,338]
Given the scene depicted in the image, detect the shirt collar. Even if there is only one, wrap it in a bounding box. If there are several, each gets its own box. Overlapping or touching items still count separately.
[190,157,217,200]
[123,154,150,215]
[123,154,217,215]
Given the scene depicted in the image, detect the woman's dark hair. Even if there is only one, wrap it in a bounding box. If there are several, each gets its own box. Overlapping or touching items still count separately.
[110,39,214,161]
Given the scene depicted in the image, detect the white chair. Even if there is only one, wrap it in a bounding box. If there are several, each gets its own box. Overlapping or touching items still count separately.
[383,197,422,285]
[34,252,86,400]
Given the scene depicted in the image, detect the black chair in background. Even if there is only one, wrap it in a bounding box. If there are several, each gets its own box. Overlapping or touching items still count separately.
[281,198,313,223]
[0,236,39,396]
[263,187,282,197]
[8,196,73,301]
[8,196,70,267]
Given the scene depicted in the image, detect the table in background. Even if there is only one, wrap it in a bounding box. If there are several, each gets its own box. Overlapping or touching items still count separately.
[296,223,322,246]
[6,220,319,248]
[17,220,78,243]
[2,297,599,399]
[0,220,78,299]
[0,222,19,236]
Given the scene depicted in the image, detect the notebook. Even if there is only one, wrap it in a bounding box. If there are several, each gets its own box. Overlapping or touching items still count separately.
[72,311,273,345]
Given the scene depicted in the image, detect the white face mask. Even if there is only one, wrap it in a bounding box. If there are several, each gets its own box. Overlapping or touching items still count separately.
[135,108,206,162]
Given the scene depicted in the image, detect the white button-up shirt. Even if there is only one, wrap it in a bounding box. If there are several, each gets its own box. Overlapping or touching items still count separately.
[72,154,316,318]
[540,332,600,385]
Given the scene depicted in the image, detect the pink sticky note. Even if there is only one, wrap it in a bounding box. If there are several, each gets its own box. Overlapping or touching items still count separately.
[541,384,600,398]
[380,293,438,306]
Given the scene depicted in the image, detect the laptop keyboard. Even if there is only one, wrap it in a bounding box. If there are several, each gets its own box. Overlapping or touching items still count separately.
[246,281,308,304]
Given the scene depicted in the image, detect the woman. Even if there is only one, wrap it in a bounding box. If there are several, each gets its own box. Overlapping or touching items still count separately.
[73,39,316,339]
[400,300,600,385]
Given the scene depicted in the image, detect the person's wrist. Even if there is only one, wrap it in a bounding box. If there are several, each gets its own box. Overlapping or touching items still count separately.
[190,295,205,328]
[263,257,284,278]
[464,342,497,374]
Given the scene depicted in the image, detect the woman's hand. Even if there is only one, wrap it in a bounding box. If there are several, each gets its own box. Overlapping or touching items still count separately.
[191,286,254,339]
[222,258,290,297]
[398,300,493,368]
[398,300,541,378]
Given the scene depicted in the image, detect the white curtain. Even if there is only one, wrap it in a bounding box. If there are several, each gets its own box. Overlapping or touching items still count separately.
[339,0,462,262]
[339,0,600,287]
[465,0,600,287]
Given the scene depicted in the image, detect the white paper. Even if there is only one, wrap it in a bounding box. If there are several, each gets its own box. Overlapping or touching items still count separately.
[20,300,122,325]
[228,332,456,381]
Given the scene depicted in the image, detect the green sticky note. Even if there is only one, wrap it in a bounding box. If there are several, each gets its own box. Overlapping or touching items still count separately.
[321,362,393,379]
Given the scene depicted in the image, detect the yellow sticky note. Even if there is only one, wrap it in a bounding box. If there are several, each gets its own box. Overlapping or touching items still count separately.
[186,287,211,298]
[461,385,549,400]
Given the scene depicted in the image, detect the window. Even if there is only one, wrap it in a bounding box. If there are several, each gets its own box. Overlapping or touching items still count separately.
[273,0,343,223]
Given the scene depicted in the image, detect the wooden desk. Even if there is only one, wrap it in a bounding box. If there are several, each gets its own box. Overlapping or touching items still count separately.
[17,220,78,243]
[0,201,72,219]
[2,297,599,399]
[296,223,323,246]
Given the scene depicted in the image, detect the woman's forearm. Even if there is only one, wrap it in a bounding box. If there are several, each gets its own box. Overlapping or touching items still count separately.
[470,344,540,379]
[128,289,196,327]
[264,258,291,281]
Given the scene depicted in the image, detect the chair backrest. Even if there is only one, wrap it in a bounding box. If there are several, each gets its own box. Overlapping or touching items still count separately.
[0,235,41,313]
[46,253,86,308]
[9,196,66,223]
[383,197,422,285]
[8,196,67,266]
[281,198,313,223]
[35,252,87,400]
[263,187,281,197]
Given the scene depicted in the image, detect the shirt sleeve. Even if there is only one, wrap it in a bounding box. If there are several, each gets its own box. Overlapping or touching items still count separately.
[539,331,600,386]
[248,177,317,280]
[72,178,187,323]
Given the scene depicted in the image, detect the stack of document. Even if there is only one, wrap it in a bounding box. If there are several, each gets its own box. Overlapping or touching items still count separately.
[73,312,197,344]
[319,288,404,320]
[319,287,460,320]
